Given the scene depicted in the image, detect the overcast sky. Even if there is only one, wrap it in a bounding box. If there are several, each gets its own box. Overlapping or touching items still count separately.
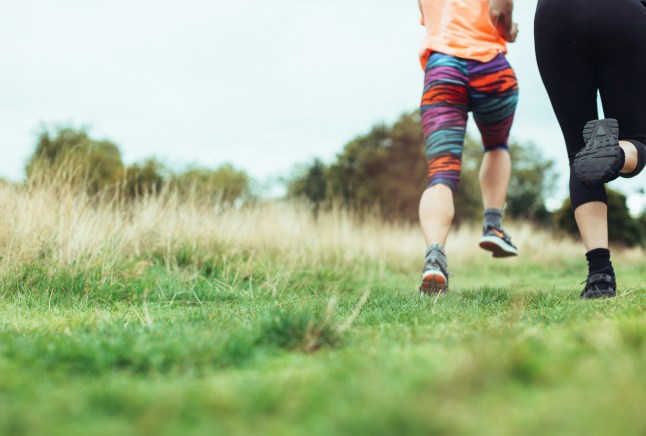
[1,0,645,211]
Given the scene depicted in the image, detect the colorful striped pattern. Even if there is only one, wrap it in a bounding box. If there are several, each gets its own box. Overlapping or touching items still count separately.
[420,52,519,192]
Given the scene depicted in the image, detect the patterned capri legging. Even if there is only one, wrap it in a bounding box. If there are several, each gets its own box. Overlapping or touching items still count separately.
[420,52,519,193]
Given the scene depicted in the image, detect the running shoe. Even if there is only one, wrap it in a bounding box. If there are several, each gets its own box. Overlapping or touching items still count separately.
[479,226,518,258]
[573,119,624,188]
[580,271,616,299]
[420,244,449,294]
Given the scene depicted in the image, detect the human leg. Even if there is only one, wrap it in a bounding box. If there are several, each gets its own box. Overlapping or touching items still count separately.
[535,0,616,297]
[469,54,519,256]
[419,53,470,293]
[620,140,646,177]
[480,149,511,210]
[574,202,608,251]
[419,184,454,247]
[595,0,646,180]
[568,0,646,297]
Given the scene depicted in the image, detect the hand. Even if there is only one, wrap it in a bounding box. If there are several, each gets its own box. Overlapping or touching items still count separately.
[506,22,519,43]
[419,41,429,59]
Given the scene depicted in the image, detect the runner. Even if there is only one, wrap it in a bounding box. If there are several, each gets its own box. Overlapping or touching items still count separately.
[535,0,646,299]
[418,0,520,294]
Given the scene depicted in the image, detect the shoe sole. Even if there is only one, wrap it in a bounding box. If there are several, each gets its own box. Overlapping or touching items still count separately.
[581,290,616,299]
[573,119,622,188]
[420,270,448,294]
[479,235,518,258]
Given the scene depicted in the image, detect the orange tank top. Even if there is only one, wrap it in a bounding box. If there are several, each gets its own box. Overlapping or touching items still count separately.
[420,0,507,68]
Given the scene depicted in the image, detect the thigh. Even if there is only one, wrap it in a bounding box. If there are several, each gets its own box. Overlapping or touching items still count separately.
[420,53,469,190]
[420,53,469,160]
[535,4,599,162]
[597,0,646,144]
[468,55,519,151]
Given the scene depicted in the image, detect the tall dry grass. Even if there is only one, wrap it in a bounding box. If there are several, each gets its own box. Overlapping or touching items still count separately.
[0,178,643,277]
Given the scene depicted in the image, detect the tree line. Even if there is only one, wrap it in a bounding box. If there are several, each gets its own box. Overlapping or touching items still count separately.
[21,119,646,247]
[26,125,252,206]
[287,112,646,247]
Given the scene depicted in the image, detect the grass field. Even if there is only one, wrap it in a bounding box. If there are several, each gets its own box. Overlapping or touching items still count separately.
[1,183,645,436]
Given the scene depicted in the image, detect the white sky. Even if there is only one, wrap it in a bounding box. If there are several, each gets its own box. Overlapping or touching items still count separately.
[1,0,645,212]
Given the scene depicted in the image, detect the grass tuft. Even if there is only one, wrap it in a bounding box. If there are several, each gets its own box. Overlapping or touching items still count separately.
[257,307,341,353]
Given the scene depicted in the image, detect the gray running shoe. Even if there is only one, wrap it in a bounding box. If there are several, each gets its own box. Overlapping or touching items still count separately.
[420,244,449,294]
[573,119,624,188]
[479,226,518,258]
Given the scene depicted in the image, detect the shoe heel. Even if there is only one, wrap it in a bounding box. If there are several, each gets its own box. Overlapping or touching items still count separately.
[601,118,619,138]
[582,119,619,144]
[420,272,448,294]
[575,118,623,188]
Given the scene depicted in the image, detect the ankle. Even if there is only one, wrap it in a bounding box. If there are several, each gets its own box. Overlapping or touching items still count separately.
[426,243,446,256]
[619,140,646,178]
[586,248,614,276]
[425,244,448,269]
[619,141,637,174]
[483,208,503,230]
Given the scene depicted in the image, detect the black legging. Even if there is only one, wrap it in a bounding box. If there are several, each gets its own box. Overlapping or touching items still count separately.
[535,0,646,209]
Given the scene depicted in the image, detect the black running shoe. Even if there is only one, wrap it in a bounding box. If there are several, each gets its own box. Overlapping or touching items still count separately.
[580,272,616,299]
[573,119,624,188]
[479,226,518,258]
[420,244,449,294]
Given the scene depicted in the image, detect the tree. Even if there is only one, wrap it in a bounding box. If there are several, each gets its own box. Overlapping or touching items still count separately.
[637,211,646,245]
[171,164,252,206]
[288,111,555,225]
[326,112,430,222]
[124,159,167,198]
[26,126,124,194]
[506,141,557,225]
[553,189,643,247]
[287,159,328,216]
[454,135,485,225]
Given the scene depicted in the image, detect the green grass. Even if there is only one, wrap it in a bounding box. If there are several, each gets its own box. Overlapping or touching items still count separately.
[1,250,645,436]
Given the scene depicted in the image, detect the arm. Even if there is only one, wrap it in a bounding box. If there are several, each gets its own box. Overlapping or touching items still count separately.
[418,0,429,63]
[419,0,425,25]
[489,0,517,42]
